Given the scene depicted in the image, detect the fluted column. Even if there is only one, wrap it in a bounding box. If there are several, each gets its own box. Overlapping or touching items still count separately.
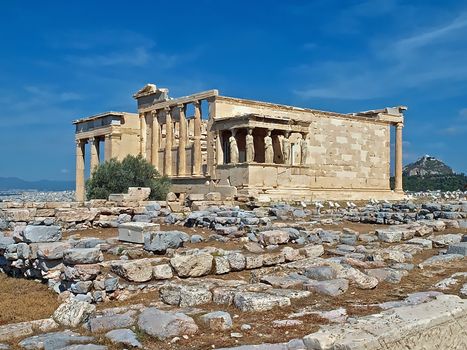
[139,112,147,158]
[164,107,173,176]
[395,123,403,192]
[178,104,187,176]
[192,101,202,175]
[151,110,160,170]
[75,140,85,202]
[89,137,99,176]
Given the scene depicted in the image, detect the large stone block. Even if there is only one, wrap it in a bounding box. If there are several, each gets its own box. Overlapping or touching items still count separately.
[170,253,213,277]
[144,230,189,253]
[22,225,61,243]
[118,222,160,244]
[55,208,98,223]
[53,300,96,327]
[233,292,291,312]
[31,242,71,260]
[137,308,198,340]
[63,248,103,265]
[110,259,153,282]
[259,230,289,245]
[447,242,467,256]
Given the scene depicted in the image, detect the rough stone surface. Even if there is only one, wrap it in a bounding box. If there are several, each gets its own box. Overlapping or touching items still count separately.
[53,300,96,327]
[170,253,213,277]
[137,308,198,340]
[110,259,153,282]
[22,226,61,243]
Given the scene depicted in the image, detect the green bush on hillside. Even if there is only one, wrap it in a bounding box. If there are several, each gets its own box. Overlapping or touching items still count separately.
[86,155,171,200]
[390,174,467,192]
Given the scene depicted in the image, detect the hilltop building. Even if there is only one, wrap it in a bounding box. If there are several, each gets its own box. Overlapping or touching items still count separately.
[73,84,406,201]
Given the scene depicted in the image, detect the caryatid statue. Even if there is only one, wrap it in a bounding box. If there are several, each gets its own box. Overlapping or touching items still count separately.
[246,128,255,162]
[229,133,239,164]
[300,133,308,165]
[282,132,291,165]
[264,130,274,163]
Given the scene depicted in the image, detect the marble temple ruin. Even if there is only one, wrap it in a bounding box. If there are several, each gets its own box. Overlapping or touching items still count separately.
[74,84,406,201]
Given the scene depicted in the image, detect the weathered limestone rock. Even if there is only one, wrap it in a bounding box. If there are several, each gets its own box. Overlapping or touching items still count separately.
[376,228,402,243]
[430,234,462,247]
[31,242,71,260]
[18,330,95,350]
[110,259,153,282]
[304,279,349,296]
[300,244,324,258]
[304,266,338,281]
[418,254,464,269]
[259,230,289,245]
[64,264,101,281]
[152,264,173,280]
[22,225,61,243]
[88,311,135,332]
[337,266,378,289]
[53,300,96,327]
[55,208,98,222]
[199,311,233,330]
[144,230,189,253]
[0,319,58,342]
[170,253,213,277]
[105,329,142,348]
[446,242,467,256]
[366,268,408,284]
[137,308,198,340]
[227,252,247,271]
[233,292,291,312]
[118,222,160,244]
[159,284,212,307]
[303,294,467,350]
[63,248,103,265]
[245,255,264,269]
[214,256,231,274]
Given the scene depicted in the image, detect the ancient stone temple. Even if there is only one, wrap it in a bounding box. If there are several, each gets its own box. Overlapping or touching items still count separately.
[74,84,406,201]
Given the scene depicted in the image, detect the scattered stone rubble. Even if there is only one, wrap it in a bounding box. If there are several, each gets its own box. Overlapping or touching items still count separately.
[0,194,466,349]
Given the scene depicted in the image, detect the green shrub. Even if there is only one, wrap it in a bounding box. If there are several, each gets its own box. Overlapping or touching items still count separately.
[85,155,171,200]
[390,174,467,192]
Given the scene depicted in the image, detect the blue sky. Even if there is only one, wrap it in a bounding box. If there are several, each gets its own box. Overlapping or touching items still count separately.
[0,0,466,181]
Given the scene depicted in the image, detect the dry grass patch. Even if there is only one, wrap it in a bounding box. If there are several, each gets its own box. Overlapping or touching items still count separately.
[0,274,60,325]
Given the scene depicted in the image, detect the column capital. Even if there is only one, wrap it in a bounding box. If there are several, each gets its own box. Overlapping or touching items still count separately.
[76,139,84,146]
[192,100,201,108]
[177,103,185,110]
[151,109,158,117]
[164,106,172,114]
[396,122,404,129]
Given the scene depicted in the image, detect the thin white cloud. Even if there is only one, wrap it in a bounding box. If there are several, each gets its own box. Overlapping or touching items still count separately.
[292,11,467,100]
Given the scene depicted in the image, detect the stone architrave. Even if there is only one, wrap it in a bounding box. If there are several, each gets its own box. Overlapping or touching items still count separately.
[282,132,291,165]
[264,130,273,163]
[229,135,239,164]
[300,134,309,165]
[246,129,255,162]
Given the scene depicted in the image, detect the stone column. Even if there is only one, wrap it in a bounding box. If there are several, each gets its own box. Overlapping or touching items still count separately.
[192,100,202,175]
[395,123,403,192]
[151,110,160,170]
[89,137,100,176]
[139,112,147,158]
[75,140,85,202]
[216,131,224,165]
[164,107,173,176]
[178,104,187,176]
[104,134,111,161]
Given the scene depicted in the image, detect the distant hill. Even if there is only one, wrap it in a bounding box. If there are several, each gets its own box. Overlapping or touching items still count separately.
[391,155,466,192]
[0,177,75,191]
[403,155,454,176]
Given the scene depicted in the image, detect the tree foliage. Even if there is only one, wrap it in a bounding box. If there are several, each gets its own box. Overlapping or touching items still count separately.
[390,174,467,192]
[86,155,171,200]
